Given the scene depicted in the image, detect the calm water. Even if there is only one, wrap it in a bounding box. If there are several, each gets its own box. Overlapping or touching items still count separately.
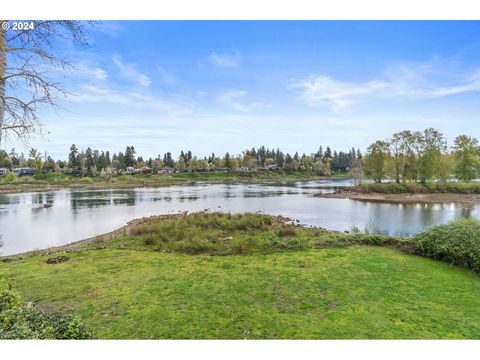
[1,179,479,256]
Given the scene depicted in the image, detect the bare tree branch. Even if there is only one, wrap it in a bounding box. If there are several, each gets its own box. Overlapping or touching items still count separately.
[0,20,94,148]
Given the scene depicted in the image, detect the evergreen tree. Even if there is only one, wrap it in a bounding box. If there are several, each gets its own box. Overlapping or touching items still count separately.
[163,152,174,168]
[324,146,332,159]
[9,148,19,166]
[124,146,136,167]
[105,151,111,166]
[68,144,80,171]
[224,152,231,169]
[85,148,96,176]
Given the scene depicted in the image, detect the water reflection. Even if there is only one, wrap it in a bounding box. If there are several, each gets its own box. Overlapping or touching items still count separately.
[0,179,479,256]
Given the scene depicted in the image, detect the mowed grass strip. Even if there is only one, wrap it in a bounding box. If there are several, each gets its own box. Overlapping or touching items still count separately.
[2,245,480,339]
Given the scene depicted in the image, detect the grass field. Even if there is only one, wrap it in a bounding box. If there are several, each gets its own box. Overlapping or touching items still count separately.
[1,213,480,339]
[2,247,480,339]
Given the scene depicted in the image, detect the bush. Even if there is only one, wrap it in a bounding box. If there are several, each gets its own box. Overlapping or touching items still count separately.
[0,275,93,339]
[4,173,16,182]
[413,218,480,271]
[354,183,408,194]
[143,234,157,246]
[352,182,480,194]
[79,177,94,183]
[277,226,298,237]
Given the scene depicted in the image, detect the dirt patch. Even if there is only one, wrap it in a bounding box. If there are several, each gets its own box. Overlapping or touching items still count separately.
[46,256,70,264]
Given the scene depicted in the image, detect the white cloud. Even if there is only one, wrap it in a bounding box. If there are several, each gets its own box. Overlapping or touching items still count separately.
[289,76,392,110]
[207,51,241,68]
[218,90,270,113]
[74,62,108,81]
[219,90,249,112]
[218,90,266,113]
[112,55,151,87]
[290,64,480,111]
[156,65,176,84]
[69,84,193,116]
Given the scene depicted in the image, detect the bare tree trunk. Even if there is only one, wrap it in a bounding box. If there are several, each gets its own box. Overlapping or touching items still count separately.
[0,22,6,149]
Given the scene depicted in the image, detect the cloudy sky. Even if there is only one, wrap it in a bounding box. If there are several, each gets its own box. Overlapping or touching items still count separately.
[6,21,480,159]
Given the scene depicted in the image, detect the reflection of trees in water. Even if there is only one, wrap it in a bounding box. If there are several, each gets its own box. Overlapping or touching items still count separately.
[178,195,200,203]
[352,200,479,236]
[242,190,297,198]
[460,206,474,218]
[0,194,21,205]
[69,189,138,210]
[359,201,476,237]
[72,199,113,209]
[31,192,56,205]
[112,197,136,206]
[31,193,45,204]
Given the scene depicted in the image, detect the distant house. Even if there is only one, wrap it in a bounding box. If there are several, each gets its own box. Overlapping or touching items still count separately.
[13,167,35,176]
[0,168,10,176]
[158,167,174,175]
[234,167,251,173]
[214,168,229,173]
[265,164,279,171]
[140,166,152,174]
[175,168,191,173]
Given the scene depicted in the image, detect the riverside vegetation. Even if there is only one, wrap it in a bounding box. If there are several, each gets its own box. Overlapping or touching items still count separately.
[0,274,92,339]
[1,212,480,339]
[0,170,342,194]
[345,181,480,194]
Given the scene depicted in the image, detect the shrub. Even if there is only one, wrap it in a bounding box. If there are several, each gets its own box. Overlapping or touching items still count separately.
[413,218,480,271]
[4,173,16,182]
[277,226,298,237]
[79,177,94,183]
[143,235,157,246]
[353,183,408,194]
[352,182,480,194]
[0,275,93,339]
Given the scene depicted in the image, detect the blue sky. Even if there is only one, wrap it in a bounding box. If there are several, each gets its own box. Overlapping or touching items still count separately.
[8,21,480,159]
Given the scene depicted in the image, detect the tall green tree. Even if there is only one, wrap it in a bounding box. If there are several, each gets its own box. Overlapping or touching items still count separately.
[418,128,447,183]
[364,140,391,183]
[85,147,95,177]
[0,149,12,169]
[453,135,480,182]
[390,131,411,183]
[68,144,80,171]
[124,146,136,167]
[224,152,231,170]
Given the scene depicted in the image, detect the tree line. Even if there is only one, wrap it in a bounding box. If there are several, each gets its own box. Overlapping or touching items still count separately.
[363,128,480,183]
[1,128,479,182]
[0,144,363,177]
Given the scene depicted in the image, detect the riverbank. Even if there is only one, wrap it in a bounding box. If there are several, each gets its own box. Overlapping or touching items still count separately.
[0,172,344,194]
[2,212,480,339]
[316,191,480,205]
[315,181,480,204]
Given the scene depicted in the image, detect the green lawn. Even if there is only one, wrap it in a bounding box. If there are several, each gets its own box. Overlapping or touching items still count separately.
[2,246,480,339]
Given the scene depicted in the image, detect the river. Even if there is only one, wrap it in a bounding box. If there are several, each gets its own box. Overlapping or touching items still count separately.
[1,179,479,255]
